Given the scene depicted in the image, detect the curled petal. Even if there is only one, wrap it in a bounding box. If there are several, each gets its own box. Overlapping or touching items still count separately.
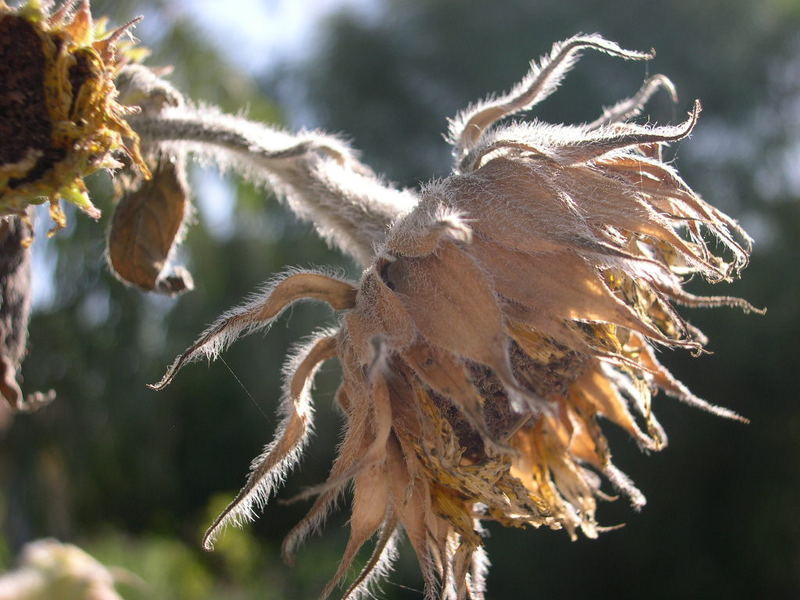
[607,155,751,266]
[449,33,654,161]
[550,100,702,166]
[465,101,700,170]
[573,366,659,450]
[284,342,394,506]
[281,417,369,564]
[342,346,395,476]
[630,334,748,422]
[471,238,688,347]
[587,74,678,129]
[389,459,439,597]
[602,463,647,510]
[656,285,765,315]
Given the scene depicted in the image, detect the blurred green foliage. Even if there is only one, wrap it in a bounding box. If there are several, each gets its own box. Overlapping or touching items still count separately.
[1,0,798,598]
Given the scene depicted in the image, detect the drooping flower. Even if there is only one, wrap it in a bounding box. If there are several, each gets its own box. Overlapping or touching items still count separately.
[154,35,759,599]
[0,0,149,235]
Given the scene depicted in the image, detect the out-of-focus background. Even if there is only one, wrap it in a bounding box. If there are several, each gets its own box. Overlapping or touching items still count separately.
[2,0,799,598]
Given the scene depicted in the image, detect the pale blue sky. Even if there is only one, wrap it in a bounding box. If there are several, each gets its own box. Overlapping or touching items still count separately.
[186,0,380,73]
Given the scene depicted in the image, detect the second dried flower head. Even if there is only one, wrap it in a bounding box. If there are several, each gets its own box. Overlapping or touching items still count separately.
[0,0,149,234]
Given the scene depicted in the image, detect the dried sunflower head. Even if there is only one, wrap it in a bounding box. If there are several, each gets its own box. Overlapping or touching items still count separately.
[155,35,759,600]
[0,0,149,234]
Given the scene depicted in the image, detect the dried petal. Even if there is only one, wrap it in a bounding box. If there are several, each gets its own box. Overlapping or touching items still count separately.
[587,74,678,129]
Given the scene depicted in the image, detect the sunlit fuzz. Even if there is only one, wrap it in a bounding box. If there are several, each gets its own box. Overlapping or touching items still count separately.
[155,35,759,600]
[0,0,149,235]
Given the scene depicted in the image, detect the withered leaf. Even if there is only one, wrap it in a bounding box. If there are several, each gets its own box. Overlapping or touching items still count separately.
[108,158,193,295]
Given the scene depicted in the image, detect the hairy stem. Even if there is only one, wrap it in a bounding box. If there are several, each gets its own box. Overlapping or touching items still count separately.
[129,108,417,267]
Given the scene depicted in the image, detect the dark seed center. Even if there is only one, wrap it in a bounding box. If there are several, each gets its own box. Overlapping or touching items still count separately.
[0,16,52,170]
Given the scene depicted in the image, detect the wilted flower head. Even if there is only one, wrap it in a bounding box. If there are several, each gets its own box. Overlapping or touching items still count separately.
[0,0,149,234]
[155,35,758,599]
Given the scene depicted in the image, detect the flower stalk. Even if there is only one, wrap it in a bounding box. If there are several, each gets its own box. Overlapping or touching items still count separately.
[128,106,416,267]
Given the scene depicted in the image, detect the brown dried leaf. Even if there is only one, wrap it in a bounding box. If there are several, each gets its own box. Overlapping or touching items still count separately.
[342,269,415,360]
[281,411,371,564]
[108,158,192,295]
[320,463,391,599]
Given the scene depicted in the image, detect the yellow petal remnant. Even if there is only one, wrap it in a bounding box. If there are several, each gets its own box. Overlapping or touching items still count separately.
[0,0,149,234]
